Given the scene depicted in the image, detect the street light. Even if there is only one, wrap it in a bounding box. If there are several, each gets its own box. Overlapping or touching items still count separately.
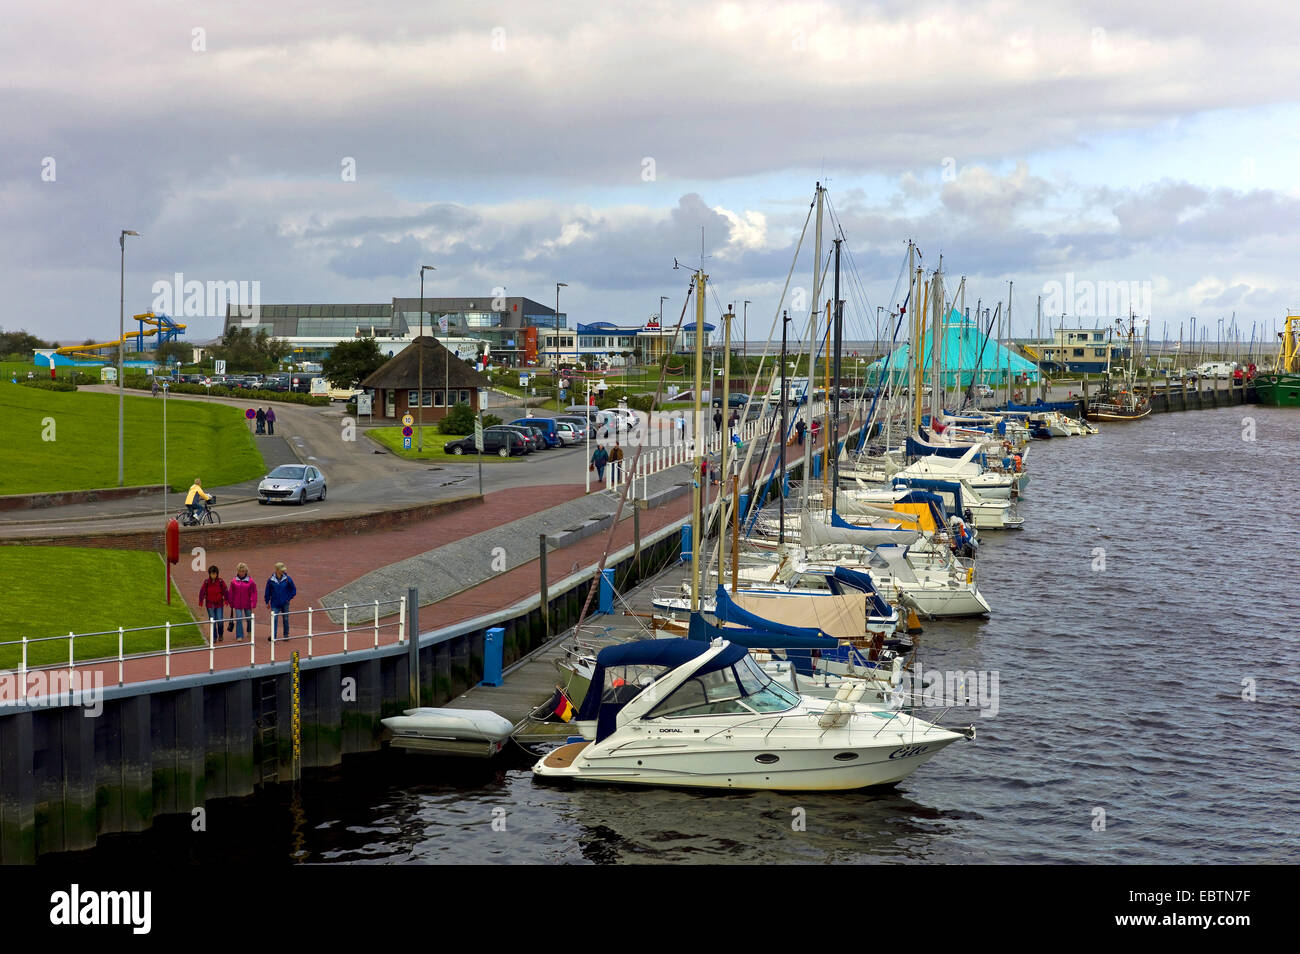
[556,282,567,406]
[118,229,139,487]
[418,264,435,451]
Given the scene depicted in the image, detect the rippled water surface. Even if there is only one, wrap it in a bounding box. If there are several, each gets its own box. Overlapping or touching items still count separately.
[59,406,1300,864]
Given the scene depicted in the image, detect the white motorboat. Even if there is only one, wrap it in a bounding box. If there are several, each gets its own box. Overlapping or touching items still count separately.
[533,638,971,792]
[381,708,514,758]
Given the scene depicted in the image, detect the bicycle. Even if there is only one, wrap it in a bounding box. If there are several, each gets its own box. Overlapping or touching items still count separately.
[176,497,221,526]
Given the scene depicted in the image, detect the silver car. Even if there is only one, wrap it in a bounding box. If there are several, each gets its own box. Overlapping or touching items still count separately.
[258,464,326,505]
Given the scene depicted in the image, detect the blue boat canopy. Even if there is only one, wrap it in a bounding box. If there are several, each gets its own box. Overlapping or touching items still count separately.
[575,638,747,723]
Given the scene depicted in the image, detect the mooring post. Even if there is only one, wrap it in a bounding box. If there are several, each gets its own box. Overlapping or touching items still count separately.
[633,503,642,577]
[539,534,550,641]
[406,587,419,707]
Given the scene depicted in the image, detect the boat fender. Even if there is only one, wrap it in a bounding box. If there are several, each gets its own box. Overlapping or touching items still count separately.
[966,567,974,584]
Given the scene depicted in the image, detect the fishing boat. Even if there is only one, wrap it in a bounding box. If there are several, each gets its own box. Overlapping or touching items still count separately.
[532,638,972,791]
[1086,314,1152,421]
[1254,313,1300,407]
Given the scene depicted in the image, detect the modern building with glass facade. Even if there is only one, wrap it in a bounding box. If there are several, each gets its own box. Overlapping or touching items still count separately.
[224,297,565,367]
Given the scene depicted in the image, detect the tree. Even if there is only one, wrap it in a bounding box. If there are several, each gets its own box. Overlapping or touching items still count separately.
[0,328,51,358]
[321,338,386,389]
[154,340,191,367]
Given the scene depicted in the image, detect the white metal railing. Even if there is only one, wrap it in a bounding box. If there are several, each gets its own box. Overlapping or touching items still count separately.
[1,598,407,702]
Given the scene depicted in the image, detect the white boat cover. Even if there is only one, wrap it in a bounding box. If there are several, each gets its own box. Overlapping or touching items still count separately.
[382,707,514,743]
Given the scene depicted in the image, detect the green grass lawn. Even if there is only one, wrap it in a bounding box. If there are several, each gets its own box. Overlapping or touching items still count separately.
[0,547,202,667]
[366,427,524,461]
[0,381,266,494]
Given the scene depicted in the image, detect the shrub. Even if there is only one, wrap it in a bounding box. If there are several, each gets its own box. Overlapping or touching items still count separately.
[482,413,502,427]
[18,379,78,392]
[437,402,476,435]
[122,377,329,405]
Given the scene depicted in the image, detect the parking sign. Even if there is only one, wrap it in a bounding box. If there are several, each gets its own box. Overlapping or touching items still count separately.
[474,418,483,451]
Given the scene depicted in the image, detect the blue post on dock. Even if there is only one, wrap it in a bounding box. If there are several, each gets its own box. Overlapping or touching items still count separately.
[480,626,504,687]
[739,493,750,520]
[782,474,790,497]
[598,569,615,614]
[680,523,692,561]
[812,455,822,479]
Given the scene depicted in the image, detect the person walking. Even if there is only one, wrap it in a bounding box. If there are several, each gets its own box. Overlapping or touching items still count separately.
[713,407,723,434]
[151,377,159,397]
[810,419,821,445]
[228,562,258,642]
[255,407,266,434]
[199,565,229,644]
[794,419,806,446]
[609,442,625,483]
[265,406,276,435]
[590,443,609,482]
[185,478,211,523]
[728,409,739,435]
[264,562,297,640]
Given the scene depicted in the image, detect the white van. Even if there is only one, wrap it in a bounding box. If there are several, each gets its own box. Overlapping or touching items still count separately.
[767,377,810,403]
[1196,361,1237,379]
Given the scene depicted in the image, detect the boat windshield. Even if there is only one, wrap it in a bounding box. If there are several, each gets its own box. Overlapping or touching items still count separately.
[648,654,799,719]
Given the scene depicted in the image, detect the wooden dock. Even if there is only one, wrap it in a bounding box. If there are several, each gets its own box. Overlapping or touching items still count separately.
[443,571,677,743]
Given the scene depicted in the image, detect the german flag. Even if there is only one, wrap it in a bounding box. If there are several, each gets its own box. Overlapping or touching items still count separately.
[552,688,574,722]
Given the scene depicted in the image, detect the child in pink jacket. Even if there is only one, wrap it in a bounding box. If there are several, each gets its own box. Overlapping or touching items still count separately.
[227,562,259,642]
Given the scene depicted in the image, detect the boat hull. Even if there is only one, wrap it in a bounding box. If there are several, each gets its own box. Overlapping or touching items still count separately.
[1254,373,1300,407]
[533,731,961,792]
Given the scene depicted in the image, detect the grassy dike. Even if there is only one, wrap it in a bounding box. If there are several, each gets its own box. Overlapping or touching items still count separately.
[0,547,202,667]
[0,381,266,494]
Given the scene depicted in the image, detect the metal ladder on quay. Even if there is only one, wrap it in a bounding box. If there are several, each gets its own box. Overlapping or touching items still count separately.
[256,675,279,786]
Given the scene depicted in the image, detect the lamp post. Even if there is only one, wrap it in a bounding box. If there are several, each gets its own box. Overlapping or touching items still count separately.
[555,282,567,406]
[118,229,139,487]
[418,265,435,451]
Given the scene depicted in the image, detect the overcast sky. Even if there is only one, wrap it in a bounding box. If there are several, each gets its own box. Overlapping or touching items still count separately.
[5,0,1299,350]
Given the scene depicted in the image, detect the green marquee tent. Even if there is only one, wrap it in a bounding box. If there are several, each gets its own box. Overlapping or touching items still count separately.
[866,309,1040,386]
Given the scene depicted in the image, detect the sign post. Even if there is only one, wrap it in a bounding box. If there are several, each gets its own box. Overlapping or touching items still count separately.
[474,407,484,496]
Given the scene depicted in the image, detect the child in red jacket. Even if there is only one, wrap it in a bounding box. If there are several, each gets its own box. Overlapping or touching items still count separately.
[199,566,229,644]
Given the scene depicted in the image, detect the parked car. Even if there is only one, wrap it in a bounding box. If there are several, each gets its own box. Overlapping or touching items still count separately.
[258,464,326,505]
[446,430,526,457]
[711,392,750,409]
[565,404,599,418]
[554,421,582,445]
[595,407,640,432]
[556,414,596,439]
[513,421,552,449]
[487,424,541,453]
[973,384,994,399]
[509,417,562,448]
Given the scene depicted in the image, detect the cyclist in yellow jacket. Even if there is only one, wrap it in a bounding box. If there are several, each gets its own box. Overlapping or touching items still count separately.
[185,478,211,521]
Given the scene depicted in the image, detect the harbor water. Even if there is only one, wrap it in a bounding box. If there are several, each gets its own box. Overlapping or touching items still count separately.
[47,405,1300,865]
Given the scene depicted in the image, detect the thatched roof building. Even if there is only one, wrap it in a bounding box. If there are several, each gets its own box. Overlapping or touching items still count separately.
[361,336,493,420]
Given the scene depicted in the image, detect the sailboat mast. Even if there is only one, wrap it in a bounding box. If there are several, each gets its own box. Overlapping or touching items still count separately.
[690,270,707,612]
[831,237,843,507]
[930,266,942,423]
[1006,281,1013,405]
[802,182,824,515]
[779,310,788,546]
[719,304,732,587]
